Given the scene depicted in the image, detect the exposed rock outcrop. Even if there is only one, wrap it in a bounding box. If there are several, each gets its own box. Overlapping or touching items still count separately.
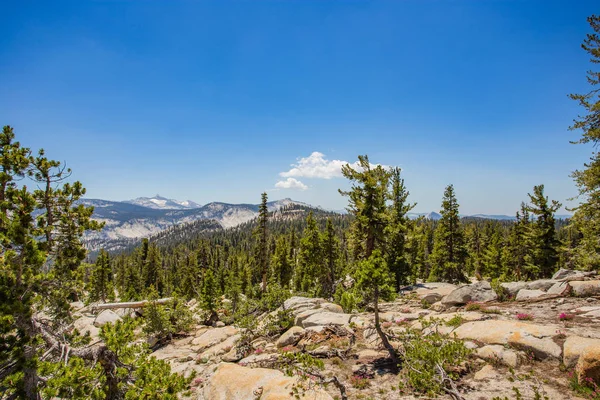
[442,281,498,306]
[201,363,333,400]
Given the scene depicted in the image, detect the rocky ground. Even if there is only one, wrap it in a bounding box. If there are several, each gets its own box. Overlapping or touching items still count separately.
[75,269,600,399]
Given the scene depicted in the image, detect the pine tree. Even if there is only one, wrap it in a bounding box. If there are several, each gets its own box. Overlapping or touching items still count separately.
[296,211,322,293]
[355,250,398,368]
[271,236,292,288]
[339,155,398,367]
[482,228,504,279]
[255,192,269,292]
[465,223,484,278]
[568,15,600,271]
[526,185,561,278]
[385,167,416,290]
[321,218,340,297]
[143,242,163,295]
[0,126,106,398]
[201,269,218,320]
[339,155,391,259]
[503,203,532,280]
[88,249,113,302]
[428,184,468,283]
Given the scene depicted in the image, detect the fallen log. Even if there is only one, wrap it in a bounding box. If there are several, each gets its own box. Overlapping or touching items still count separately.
[92,298,172,311]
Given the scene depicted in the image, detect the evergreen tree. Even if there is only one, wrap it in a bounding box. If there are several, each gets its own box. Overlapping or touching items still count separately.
[339,155,391,259]
[503,203,532,280]
[255,192,269,292]
[340,155,398,368]
[0,126,106,398]
[482,228,504,279]
[321,218,340,297]
[465,223,484,278]
[385,167,416,291]
[88,249,113,302]
[406,221,425,283]
[143,242,163,295]
[428,184,468,283]
[271,236,292,288]
[296,211,322,293]
[201,269,218,320]
[568,15,600,271]
[526,185,561,278]
[355,250,399,368]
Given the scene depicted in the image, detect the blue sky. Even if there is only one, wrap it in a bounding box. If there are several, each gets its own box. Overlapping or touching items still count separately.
[0,1,596,214]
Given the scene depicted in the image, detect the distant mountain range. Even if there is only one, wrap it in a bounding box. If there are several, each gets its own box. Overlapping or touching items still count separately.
[124,195,202,210]
[81,196,308,253]
[81,195,572,254]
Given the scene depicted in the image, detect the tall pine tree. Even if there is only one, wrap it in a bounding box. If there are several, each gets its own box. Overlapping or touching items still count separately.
[385,167,416,291]
[526,185,561,278]
[428,184,468,283]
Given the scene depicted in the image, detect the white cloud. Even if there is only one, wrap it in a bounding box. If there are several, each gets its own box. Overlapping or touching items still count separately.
[280,152,391,180]
[280,152,358,179]
[275,177,308,191]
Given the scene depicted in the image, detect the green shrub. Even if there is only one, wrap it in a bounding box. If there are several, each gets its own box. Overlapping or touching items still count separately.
[340,291,358,313]
[143,290,195,343]
[445,314,465,328]
[397,328,471,396]
[491,278,512,302]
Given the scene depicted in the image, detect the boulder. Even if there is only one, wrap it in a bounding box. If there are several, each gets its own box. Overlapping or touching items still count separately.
[70,301,85,311]
[442,281,497,306]
[547,281,572,296]
[453,320,562,360]
[153,343,195,362]
[474,364,498,381]
[515,289,546,301]
[576,346,600,385]
[74,316,100,339]
[93,310,121,327]
[526,279,557,291]
[406,282,458,299]
[301,312,351,328]
[421,293,443,304]
[553,269,580,280]
[198,334,240,360]
[320,303,343,313]
[349,315,369,328]
[114,308,137,318]
[294,309,324,326]
[500,282,529,297]
[276,326,305,348]
[239,352,279,365]
[476,345,520,368]
[553,269,596,281]
[284,296,324,313]
[571,281,600,297]
[222,347,243,362]
[191,326,238,351]
[202,363,333,400]
[563,336,600,368]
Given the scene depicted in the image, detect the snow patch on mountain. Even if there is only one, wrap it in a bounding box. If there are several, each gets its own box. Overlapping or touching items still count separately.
[124,195,201,210]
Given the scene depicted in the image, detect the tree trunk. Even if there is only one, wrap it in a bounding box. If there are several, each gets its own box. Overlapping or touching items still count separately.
[23,365,40,400]
[373,287,399,371]
[93,298,172,311]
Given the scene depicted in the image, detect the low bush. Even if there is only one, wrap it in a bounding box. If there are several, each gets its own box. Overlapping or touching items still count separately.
[397,325,471,396]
